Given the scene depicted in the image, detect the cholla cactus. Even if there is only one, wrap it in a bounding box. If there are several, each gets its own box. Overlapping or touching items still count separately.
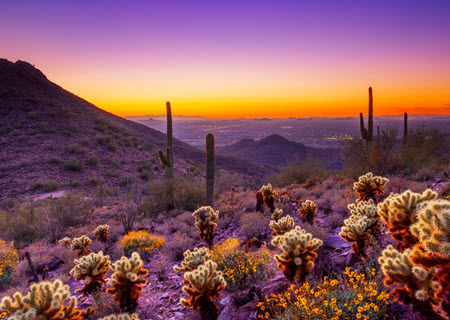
[298,200,317,225]
[260,184,276,213]
[181,259,227,320]
[340,213,379,260]
[255,191,264,213]
[272,226,323,284]
[269,215,294,236]
[193,206,219,248]
[98,314,140,320]
[0,279,82,320]
[174,247,212,273]
[410,200,450,260]
[94,224,109,242]
[106,252,148,313]
[353,172,389,202]
[70,251,110,296]
[71,235,92,257]
[271,208,283,221]
[378,245,444,319]
[378,189,437,250]
[59,237,71,246]
[410,200,450,317]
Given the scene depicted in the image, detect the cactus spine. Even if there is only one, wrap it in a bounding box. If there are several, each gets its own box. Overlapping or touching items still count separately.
[158,101,174,210]
[359,87,374,141]
[206,133,215,206]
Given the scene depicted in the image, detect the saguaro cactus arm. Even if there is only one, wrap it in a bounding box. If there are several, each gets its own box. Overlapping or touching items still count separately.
[206,133,216,206]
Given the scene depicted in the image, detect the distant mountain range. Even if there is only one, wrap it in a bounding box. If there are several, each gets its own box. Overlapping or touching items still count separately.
[217,134,343,170]
[0,59,271,199]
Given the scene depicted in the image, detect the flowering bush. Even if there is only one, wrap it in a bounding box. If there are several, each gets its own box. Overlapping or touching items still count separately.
[0,240,18,288]
[119,230,165,257]
[258,267,390,320]
[211,238,271,291]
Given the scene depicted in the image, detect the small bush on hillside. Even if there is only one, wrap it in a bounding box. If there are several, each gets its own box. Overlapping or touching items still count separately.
[174,179,204,211]
[64,157,84,171]
[212,238,271,291]
[120,175,135,186]
[108,141,117,152]
[164,231,195,261]
[239,211,271,241]
[87,156,99,166]
[272,156,327,187]
[31,179,60,192]
[70,179,82,188]
[0,240,18,289]
[119,230,165,257]
[88,176,102,186]
[68,143,82,153]
[48,156,60,164]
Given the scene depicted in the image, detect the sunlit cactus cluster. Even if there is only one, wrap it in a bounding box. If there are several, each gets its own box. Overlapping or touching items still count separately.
[70,251,111,296]
[260,183,276,213]
[192,206,219,248]
[340,199,381,259]
[98,314,140,320]
[58,237,71,246]
[93,224,110,242]
[298,200,317,225]
[272,226,323,284]
[269,214,294,236]
[378,189,437,250]
[0,279,83,320]
[353,172,389,202]
[271,208,283,221]
[106,252,148,313]
[174,247,226,320]
[71,235,92,257]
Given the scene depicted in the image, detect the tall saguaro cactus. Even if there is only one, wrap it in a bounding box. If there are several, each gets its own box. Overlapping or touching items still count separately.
[158,101,175,210]
[206,133,215,206]
[360,87,374,142]
[403,112,408,145]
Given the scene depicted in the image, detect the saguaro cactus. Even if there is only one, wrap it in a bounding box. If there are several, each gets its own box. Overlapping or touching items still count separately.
[403,112,408,145]
[360,87,374,141]
[206,133,216,206]
[158,101,175,210]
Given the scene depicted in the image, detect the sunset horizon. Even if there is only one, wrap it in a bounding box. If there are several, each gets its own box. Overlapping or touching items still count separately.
[2,1,449,118]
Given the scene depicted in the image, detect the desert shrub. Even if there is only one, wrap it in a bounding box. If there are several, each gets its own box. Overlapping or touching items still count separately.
[272,156,327,188]
[68,143,82,153]
[120,174,135,186]
[212,238,270,291]
[164,231,195,261]
[48,156,60,164]
[0,240,18,288]
[88,176,102,186]
[108,141,117,152]
[64,156,84,171]
[31,179,60,192]
[174,179,204,211]
[114,186,144,232]
[258,267,390,320]
[239,211,271,241]
[7,193,92,244]
[87,156,99,166]
[119,230,165,257]
[70,179,82,188]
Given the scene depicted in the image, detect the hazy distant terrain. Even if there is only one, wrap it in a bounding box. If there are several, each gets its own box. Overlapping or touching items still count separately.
[128,114,450,149]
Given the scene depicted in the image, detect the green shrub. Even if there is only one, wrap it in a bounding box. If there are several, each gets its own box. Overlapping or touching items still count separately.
[48,156,60,164]
[108,141,117,152]
[272,156,327,187]
[88,176,102,186]
[64,157,84,171]
[68,143,82,153]
[70,179,82,188]
[174,179,204,211]
[87,156,99,166]
[32,179,60,192]
[120,175,135,186]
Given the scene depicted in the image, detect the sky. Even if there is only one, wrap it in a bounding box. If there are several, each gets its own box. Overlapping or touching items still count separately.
[1,0,450,118]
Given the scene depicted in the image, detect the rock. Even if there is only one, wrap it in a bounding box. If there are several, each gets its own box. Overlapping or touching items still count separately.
[220,296,231,306]
[171,275,181,280]
[323,234,348,250]
[174,312,184,318]
[218,305,232,320]
[162,292,169,298]
[344,252,362,266]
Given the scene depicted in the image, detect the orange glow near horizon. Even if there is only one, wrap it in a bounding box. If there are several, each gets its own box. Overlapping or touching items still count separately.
[2,2,450,118]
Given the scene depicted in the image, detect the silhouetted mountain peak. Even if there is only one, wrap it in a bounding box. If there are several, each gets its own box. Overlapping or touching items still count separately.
[0,59,47,81]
